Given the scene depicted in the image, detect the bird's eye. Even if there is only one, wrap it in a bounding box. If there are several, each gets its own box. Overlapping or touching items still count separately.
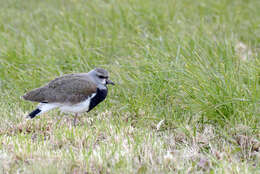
[98,75,107,79]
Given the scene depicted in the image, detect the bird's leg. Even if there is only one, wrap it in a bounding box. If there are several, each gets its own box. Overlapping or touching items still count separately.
[73,113,78,126]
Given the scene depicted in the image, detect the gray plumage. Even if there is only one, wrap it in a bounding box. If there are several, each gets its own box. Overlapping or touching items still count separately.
[22,68,114,119]
[23,73,97,104]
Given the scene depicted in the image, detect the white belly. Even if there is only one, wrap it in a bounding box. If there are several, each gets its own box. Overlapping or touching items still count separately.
[59,93,96,113]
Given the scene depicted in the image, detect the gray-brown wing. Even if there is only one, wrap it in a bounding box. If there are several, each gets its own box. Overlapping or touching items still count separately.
[23,74,97,104]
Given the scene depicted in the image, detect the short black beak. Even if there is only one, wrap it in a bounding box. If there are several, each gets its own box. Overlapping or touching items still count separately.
[106,79,115,85]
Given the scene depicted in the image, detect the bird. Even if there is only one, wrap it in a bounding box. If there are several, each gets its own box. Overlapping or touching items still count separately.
[22,68,115,124]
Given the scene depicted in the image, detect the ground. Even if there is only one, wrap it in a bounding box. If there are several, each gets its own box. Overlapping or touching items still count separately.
[0,0,259,173]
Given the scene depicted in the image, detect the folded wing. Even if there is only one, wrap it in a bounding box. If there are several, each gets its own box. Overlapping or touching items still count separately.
[23,74,97,104]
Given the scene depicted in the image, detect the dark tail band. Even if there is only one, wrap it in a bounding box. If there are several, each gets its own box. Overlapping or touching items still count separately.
[28,108,41,118]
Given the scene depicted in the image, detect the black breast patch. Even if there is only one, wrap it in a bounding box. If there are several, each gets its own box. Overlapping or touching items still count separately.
[88,88,108,112]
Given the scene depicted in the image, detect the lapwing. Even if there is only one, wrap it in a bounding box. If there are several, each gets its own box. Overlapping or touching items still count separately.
[22,68,114,124]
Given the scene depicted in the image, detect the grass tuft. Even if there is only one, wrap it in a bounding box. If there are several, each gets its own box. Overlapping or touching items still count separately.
[0,0,259,173]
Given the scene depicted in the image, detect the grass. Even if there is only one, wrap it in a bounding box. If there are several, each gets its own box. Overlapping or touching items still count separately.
[0,0,259,173]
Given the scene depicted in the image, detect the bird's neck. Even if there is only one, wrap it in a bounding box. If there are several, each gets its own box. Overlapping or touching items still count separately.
[97,84,107,90]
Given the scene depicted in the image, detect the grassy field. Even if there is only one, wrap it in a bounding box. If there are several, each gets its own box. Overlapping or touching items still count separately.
[0,0,259,173]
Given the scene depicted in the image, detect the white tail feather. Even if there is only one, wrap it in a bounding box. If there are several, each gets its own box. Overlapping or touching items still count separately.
[38,103,60,115]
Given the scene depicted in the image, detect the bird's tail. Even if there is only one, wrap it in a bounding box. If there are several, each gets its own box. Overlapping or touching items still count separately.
[28,108,42,118]
[27,103,59,119]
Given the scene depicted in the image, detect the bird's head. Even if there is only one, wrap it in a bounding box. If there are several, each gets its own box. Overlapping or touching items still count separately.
[90,68,115,88]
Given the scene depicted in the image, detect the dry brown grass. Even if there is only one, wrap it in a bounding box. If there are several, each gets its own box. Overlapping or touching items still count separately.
[0,111,259,173]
